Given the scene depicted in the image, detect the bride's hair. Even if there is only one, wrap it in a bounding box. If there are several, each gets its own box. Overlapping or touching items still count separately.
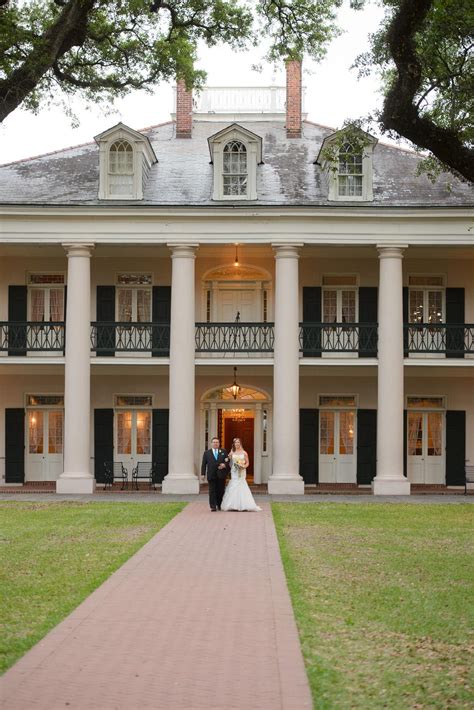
[232,438,243,452]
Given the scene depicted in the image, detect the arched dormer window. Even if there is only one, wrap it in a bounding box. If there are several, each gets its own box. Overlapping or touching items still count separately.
[338,143,363,197]
[223,141,248,196]
[108,140,134,197]
[95,122,157,200]
[208,123,262,201]
[316,128,377,202]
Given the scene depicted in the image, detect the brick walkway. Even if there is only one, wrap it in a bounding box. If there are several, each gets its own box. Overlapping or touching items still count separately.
[0,502,312,710]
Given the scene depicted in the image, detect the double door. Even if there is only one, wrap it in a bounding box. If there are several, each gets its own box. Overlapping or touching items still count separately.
[115,409,152,479]
[117,287,152,355]
[322,289,358,355]
[408,288,444,356]
[217,289,258,322]
[27,409,64,480]
[407,411,445,483]
[319,410,356,482]
[28,286,65,353]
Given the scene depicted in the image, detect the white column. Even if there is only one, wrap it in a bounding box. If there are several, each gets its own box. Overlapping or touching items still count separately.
[268,244,304,495]
[373,246,410,495]
[57,243,95,494]
[162,244,200,494]
[209,402,218,442]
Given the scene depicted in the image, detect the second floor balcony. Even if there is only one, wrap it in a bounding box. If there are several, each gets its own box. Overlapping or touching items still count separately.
[2,320,473,358]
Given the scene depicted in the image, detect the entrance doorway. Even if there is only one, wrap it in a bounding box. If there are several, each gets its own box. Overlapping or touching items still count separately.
[115,409,152,480]
[318,396,357,483]
[26,408,63,481]
[221,410,255,481]
[407,398,445,483]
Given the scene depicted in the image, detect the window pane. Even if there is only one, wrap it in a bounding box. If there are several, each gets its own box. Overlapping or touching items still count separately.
[407,397,444,409]
[29,411,44,454]
[408,412,423,456]
[427,413,442,456]
[136,411,151,455]
[49,289,64,321]
[48,411,63,454]
[338,175,363,197]
[409,290,424,323]
[27,395,64,407]
[109,141,133,174]
[322,275,357,286]
[427,291,443,324]
[118,289,133,322]
[117,273,152,286]
[341,290,356,323]
[29,274,65,285]
[30,289,45,321]
[339,411,354,455]
[320,412,334,455]
[408,275,444,287]
[117,411,132,454]
[137,290,151,322]
[319,395,357,408]
[323,290,337,323]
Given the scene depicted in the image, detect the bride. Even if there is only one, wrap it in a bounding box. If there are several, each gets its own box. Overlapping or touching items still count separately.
[221,438,262,512]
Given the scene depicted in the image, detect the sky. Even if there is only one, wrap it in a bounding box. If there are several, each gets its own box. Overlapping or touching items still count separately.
[0,3,399,165]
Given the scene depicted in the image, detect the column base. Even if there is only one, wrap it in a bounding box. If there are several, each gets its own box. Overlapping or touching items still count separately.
[372,478,411,496]
[268,478,305,495]
[56,475,95,495]
[162,476,200,495]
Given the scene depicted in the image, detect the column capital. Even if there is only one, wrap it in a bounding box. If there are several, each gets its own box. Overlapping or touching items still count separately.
[272,243,304,259]
[168,243,199,259]
[62,242,95,258]
[377,245,408,260]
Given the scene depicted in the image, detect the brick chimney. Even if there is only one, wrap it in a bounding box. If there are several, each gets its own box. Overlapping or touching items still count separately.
[176,79,193,138]
[286,59,302,138]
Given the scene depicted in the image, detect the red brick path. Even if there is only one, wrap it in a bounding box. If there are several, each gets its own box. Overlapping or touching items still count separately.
[0,502,312,709]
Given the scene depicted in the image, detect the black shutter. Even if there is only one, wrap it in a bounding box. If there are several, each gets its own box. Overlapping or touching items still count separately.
[94,409,114,482]
[403,287,409,356]
[446,288,465,359]
[8,286,27,356]
[152,286,171,357]
[96,286,115,357]
[446,411,466,485]
[299,409,318,483]
[403,409,407,478]
[5,409,25,483]
[358,287,378,358]
[302,287,321,357]
[152,409,169,483]
[356,410,377,484]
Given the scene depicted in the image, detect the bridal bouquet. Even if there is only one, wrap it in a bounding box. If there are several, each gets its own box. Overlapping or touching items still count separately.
[234,457,246,478]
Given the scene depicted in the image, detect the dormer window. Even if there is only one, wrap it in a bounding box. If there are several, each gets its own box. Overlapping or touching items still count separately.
[338,143,363,197]
[95,122,157,201]
[208,123,262,201]
[109,140,134,198]
[317,128,377,202]
[223,141,248,196]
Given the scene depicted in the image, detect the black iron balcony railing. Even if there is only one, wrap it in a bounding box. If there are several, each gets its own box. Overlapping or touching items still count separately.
[299,323,378,356]
[0,322,65,353]
[404,323,474,355]
[195,322,274,353]
[90,322,170,355]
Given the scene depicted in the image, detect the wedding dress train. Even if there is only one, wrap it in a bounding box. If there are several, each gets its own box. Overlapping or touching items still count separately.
[221,454,262,512]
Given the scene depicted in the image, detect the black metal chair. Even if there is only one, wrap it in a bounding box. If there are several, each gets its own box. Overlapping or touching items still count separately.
[465,464,474,495]
[132,461,155,490]
[103,461,128,490]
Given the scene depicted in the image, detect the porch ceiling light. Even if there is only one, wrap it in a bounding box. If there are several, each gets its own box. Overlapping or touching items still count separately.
[231,366,241,400]
[234,244,239,267]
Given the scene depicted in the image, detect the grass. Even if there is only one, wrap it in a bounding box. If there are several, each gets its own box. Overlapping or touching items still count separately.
[273,503,474,709]
[0,501,185,674]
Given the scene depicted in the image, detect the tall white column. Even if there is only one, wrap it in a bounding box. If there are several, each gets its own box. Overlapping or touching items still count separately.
[268,244,304,495]
[373,246,410,495]
[57,243,95,494]
[254,403,263,484]
[162,244,200,494]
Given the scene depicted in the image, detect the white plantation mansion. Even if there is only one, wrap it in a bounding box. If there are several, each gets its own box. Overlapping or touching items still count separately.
[0,61,473,496]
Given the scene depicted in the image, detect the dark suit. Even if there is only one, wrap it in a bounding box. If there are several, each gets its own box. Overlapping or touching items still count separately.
[201,448,230,510]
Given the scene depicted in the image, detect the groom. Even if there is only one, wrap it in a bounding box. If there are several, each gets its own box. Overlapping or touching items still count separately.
[201,437,230,511]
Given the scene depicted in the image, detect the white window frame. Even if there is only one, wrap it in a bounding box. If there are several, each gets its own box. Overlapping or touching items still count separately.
[407,274,446,324]
[317,394,359,409]
[114,394,153,409]
[406,395,446,411]
[96,124,156,201]
[209,125,261,201]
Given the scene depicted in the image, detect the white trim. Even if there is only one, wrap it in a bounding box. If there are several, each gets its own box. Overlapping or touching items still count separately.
[405,395,447,410]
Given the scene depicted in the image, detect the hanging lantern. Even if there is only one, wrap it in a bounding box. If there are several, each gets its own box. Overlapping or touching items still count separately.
[234,244,239,267]
[230,366,241,400]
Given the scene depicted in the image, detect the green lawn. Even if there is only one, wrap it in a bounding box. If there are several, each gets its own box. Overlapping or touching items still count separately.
[0,501,185,674]
[273,503,474,709]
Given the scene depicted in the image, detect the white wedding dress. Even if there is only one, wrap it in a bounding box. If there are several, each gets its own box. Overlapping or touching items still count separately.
[221,452,262,512]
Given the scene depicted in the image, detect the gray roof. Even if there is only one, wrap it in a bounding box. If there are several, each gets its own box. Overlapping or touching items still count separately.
[0,119,472,207]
